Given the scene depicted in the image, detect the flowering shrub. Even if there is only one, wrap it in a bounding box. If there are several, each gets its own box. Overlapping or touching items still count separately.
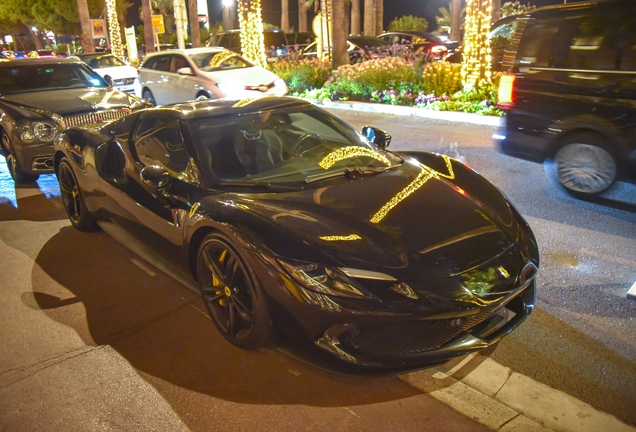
[269,57,331,94]
[325,57,424,101]
[422,61,463,97]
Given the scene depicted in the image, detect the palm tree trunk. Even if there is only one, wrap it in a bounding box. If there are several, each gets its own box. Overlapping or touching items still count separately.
[76,0,95,52]
[281,0,289,32]
[344,1,351,35]
[141,0,154,52]
[450,0,461,41]
[222,4,232,31]
[492,0,502,23]
[332,0,349,69]
[374,0,383,35]
[363,0,374,36]
[188,0,201,47]
[350,0,360,35]
[298,0,308,32]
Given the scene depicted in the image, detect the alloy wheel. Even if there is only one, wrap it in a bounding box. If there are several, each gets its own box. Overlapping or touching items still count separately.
[58,162,83,225]
[199,239,257,343]
[554,143,617,195]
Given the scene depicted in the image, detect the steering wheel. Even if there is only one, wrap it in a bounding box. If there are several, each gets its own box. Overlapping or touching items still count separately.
[290,133,322,156]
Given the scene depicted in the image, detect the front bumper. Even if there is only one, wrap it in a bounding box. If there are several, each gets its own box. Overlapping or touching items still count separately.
[14,141,54,174]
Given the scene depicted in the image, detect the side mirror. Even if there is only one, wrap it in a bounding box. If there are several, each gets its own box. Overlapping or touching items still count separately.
[103,74,114,86]
[361,126,392,149]
[140,165,172,191]
[177,67,194,76]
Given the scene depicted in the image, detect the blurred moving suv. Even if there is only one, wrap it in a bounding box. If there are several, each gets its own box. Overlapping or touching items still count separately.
[135,47,288,106]
[494,0,636,199]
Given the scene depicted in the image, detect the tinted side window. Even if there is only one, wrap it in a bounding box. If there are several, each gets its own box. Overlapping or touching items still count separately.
[141,56,158,69]
[170,55,190,73]
[516,18,561,68]
[216,34,230,48]
[230,34,242,50]
[153,55,172,72]
[133,117,188,175]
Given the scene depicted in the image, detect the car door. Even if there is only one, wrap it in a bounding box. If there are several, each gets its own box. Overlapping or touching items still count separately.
[148,54,172,104]
[96,112,200,266]
[164,54,197,103]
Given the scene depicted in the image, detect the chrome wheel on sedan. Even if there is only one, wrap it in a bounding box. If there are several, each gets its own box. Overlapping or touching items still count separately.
[57,159,98,231]
[197,233,272,350]
[549,135,617,199]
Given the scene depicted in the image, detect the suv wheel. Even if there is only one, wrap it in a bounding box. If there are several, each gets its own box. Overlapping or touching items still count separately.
[546,133,617,199]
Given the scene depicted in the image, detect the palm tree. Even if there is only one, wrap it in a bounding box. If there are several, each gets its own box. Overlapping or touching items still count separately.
[188,0,201,47]
[350,0,360,35]
[76,0,94,52]
[451,0,461,41]
[363,0,374,36]
[492,0,501,22]
[332,0,348,68]
[141,0,154,52]
[281,0,289,32]
[374,0,383,35]
[116,0,133,40]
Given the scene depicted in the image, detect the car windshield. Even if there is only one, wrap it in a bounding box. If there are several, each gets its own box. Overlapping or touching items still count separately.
[0,63,107,94]
[83,54,127,68]
[188,106,402,185]
[190,51,253,71]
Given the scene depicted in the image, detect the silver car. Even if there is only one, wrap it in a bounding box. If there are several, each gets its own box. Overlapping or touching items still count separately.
[134,47,288,106]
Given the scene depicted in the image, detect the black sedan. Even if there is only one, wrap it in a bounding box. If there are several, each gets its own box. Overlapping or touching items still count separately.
[53,96,538,375]
[0,58,148,183]
[377,31,460,61]
[302,36,391,63]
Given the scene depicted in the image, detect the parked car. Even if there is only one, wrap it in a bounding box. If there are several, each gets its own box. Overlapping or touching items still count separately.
[74,53,137,92]
[207,29,289,61]
[0,58,148,183]
[54,96,538,374]
[285,31,315,52]
[36,49,56,58]
[377,31,459,61]
[135,47,287,106]
[494,0,636,199]
[302,36,391,63]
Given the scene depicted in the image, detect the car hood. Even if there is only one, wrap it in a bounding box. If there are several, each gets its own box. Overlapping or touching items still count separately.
[94,65,138,80]
[1,88,138,117]
[229,155,522,281]
[201,66,280,86]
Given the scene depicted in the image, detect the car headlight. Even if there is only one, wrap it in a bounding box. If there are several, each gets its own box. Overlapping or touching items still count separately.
[216,82,246,97]
[278,258,370,298]
[33,122,57,141]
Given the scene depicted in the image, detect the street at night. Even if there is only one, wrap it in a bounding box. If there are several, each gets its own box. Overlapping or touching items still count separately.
[0,106,634,430]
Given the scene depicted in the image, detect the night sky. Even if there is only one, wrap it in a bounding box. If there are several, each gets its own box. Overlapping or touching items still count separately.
[129,0,571,33]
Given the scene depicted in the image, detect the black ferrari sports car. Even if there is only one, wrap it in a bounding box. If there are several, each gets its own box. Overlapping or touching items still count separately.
[0,58,148,183]
[53,96,539,375]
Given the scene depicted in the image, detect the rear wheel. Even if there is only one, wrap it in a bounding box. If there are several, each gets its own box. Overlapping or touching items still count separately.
[197,233,272,350]
[546,133,617,199]
[2,131,39,183]
[57,158,98,231]
[142,89,156,106]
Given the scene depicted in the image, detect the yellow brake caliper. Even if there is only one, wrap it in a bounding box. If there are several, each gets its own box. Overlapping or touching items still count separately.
[214,250,228,306]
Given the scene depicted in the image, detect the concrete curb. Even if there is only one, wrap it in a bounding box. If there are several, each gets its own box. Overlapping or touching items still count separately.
[399,356,636,432]
[302,98,504,127]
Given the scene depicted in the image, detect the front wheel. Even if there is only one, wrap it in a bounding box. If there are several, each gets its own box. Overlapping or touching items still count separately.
[57,158,98,231]
[197,233,273,350]
[545,133,617,200]
[142,89,156,106]
[2,132,39,183]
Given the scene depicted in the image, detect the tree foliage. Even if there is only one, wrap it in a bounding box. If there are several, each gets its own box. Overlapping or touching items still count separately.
[0,0,103,36]
[435,3,465,35]
[387,15,428,32]
[501,1,535,18]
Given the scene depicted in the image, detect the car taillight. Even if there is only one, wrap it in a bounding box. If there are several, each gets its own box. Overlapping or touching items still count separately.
[429,45,448,56]
[497,74,516,110]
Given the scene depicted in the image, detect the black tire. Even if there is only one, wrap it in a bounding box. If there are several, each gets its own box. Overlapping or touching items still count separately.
[195,92,210,101]
[2,131,39,183]
[197,233,273,350]
[142,89,156,106]
[545,133,618,200]
[57,158,98,231]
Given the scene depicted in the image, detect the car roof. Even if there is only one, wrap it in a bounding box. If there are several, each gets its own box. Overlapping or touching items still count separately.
[379,31,443,43]
[0,58,82,67]
[144,47,227,58]
[142,96,312,121]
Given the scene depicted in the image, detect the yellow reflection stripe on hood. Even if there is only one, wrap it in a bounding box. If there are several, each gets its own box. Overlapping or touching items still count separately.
[231,98,257,108]
[206,50,236,69]
[319,234,362,241]
[370,155,456,224]
[318,146,390,169]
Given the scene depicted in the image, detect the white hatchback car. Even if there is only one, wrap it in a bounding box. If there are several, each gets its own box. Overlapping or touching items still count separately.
[74,53,138,93]
[134,47,288,106]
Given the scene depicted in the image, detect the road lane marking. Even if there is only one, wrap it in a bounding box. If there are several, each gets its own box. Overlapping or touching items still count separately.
[130,259,157,277]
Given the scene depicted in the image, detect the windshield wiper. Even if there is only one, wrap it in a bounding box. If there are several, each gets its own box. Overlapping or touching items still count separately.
[215,181,302,191]
[305,165,399,183]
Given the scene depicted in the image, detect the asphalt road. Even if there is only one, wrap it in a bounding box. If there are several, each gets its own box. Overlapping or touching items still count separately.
[0,109,634,430]
[329,108,636,425]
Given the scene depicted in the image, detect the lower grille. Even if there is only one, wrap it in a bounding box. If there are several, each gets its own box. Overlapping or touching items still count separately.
[339,302,506,356]
[63,109,131,129]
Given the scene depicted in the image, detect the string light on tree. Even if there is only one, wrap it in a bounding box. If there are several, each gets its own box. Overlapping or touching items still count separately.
[105,0,124,59]
[237,0,266,68]
[461,0,492,89]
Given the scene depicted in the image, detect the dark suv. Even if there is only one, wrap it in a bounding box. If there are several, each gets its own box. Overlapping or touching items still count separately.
[494,0,636,199]
[207,29,289,61]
